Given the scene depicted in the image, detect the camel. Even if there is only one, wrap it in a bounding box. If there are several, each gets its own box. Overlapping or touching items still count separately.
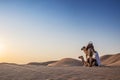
[78,56,88,66]
[78,55,97,67]
[79,43,98,67]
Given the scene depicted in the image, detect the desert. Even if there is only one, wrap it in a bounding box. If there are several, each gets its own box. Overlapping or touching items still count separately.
[0,53,119,80]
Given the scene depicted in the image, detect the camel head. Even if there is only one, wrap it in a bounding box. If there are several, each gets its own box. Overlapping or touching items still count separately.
[78,56,84,60]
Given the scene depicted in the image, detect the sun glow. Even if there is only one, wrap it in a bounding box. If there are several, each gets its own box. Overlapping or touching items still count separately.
[0,43,5,53]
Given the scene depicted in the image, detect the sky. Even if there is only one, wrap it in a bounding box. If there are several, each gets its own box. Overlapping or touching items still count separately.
[0,0,120,64]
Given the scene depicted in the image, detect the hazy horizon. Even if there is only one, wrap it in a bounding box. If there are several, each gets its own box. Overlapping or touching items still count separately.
[0,0,120,64]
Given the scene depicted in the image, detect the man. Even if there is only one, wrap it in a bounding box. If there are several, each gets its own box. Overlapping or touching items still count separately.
[93,50,101,66]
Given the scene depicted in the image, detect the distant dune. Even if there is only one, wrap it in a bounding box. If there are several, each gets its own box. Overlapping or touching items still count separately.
[100,53,120,66]
[100,55,113,62]
[27,61,57,66]
[107,60,120,66]
[47,58,82,67]
[26,53,120,67]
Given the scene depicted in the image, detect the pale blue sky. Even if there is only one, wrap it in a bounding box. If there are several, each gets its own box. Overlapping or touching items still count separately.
[0,0,120,63]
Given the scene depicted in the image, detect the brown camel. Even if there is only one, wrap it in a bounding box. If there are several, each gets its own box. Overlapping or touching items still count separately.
[79,43,98,67]
[78,55,97,67]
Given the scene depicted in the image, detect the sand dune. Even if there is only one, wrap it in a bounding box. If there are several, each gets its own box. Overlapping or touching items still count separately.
[100,53,120,66]
[107,60,120,66]
[26,53,120,67]
[0,53,120,80]
[47,53,120,67]
[0,63,119,80]
[27,61,57,66]
[47,58,82,67]
[100,55,112,62]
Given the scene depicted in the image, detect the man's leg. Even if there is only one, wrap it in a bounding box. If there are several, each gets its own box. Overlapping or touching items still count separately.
[91,58,98,66]
[94,59,98,66]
